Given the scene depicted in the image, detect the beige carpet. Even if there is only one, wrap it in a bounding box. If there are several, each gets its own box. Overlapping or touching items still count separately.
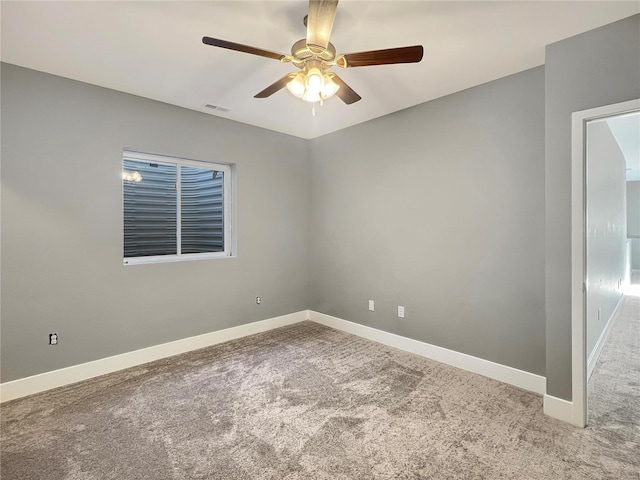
[1,313,639,479]
[588,272,640,436]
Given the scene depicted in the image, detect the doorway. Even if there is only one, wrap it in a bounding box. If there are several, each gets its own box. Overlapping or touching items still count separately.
[571,99,640,427]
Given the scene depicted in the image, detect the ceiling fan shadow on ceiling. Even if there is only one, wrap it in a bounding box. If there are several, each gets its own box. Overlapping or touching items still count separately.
[202,0,423,113]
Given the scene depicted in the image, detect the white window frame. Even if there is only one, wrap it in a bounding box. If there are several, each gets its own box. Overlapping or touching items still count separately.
[123,150,233,265]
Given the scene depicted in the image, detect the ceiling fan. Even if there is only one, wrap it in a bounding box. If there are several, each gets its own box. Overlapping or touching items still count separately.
[202,0,423,107]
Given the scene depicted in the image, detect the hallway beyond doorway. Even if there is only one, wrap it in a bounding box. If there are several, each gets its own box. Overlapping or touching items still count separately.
[588,272,640,431]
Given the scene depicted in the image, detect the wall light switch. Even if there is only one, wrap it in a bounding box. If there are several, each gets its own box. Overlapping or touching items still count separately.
[368,300,375,311]
[398,306,405,318]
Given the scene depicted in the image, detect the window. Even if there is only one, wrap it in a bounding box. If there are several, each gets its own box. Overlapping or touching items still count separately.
[123,151,232,265]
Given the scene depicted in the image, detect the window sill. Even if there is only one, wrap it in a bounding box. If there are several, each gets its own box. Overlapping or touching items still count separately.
[123,252,234,266]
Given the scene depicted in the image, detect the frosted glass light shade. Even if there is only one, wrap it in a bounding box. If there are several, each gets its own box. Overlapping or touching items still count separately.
[286,68,340,103]
[321,75,340,99]
[286,73,306,98]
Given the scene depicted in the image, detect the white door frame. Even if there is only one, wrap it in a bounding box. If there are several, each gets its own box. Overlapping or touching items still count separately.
[570,98,639,427]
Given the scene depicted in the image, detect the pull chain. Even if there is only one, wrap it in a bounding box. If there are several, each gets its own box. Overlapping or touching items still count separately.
[311,99,324,116]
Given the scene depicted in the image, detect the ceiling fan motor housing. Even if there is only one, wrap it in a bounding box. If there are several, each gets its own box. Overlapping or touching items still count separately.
[291,39,336,64]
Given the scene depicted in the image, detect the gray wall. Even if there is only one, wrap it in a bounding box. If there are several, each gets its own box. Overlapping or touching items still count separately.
[585,121,626,357]
[628,181,640,237]
[1,64,310,382]
[309,67,546,375]
[545,14,640,400]
[628,181,640,269]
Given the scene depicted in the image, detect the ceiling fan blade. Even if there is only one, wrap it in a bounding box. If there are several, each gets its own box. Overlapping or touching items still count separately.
[254,74,294,98]
[306,0,339,52]
[340,45,424,68]
[331,74,361,105]
[202,37,286,61]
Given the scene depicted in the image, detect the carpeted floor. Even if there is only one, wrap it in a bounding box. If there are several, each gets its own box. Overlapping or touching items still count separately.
[1,298,638,479]
[588,272,640,433]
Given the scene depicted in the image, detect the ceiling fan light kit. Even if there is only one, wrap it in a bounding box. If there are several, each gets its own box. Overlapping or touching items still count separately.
[286,66,340,103]
[202,0,423,110]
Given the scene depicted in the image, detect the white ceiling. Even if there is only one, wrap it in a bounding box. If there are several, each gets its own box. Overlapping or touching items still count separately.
[2,1,639,139]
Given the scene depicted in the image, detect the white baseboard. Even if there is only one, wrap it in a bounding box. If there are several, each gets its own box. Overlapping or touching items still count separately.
[0,310,309,403]
[2,310,549,408]
[543,394,577,425]
[587,294,623,380]
[308,311,546,395]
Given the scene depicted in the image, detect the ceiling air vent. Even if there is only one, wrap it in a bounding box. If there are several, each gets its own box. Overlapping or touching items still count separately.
[204,104,231,113]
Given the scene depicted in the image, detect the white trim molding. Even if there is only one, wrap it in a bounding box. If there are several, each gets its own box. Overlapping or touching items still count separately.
[571,98,640,428]
[3,309,549,410]
[0,311,308,403]
[309,311,546,395]
[543,394,575,425]
[587,295,623,380]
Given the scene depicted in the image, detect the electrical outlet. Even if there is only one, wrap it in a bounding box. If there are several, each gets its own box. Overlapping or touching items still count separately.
[256,296,261,305]
[398,306,405,318]
[368,300,375,311]
[597,308,601,321]
[49,333,58,345]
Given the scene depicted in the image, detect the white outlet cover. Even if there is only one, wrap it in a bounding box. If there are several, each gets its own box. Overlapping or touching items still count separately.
[398,306,405,318]
[368,300,375,312]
